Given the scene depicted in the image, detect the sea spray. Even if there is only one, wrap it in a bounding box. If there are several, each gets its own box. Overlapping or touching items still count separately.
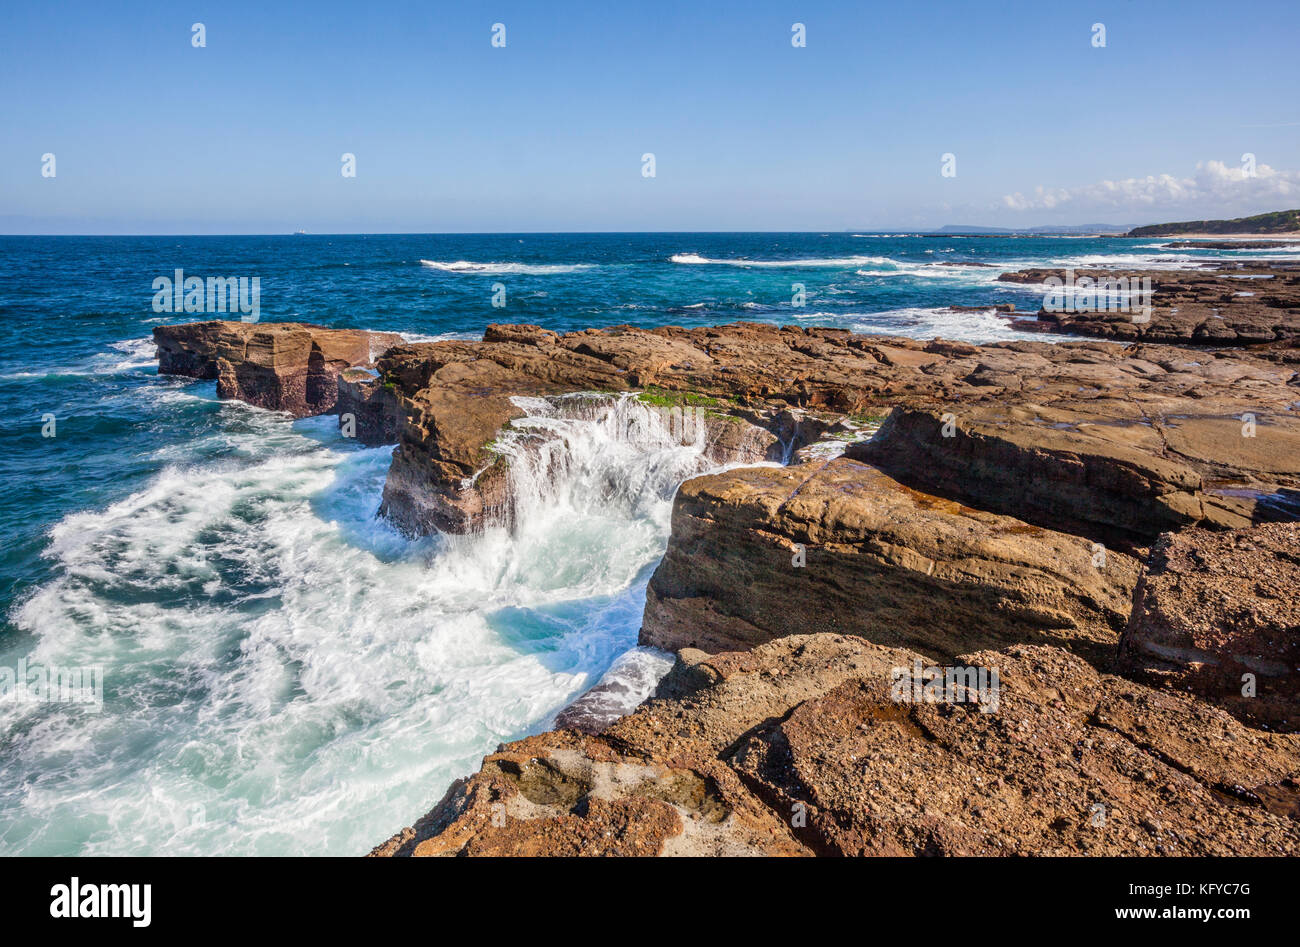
[1,392,747,856]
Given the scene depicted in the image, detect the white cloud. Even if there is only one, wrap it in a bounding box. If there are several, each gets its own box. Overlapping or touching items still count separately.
[1002,160,1300,213]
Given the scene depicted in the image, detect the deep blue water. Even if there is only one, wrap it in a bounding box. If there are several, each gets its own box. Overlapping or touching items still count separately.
[0,232,1282,855]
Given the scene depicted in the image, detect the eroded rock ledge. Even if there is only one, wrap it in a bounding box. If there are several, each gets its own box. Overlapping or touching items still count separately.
[641,458,1140,664]
[154,319,1300,541]
[999,262,1300,344]
[372,634,1299,857]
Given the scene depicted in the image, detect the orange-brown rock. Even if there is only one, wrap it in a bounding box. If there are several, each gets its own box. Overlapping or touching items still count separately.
[372,634,1300,856]
[851,365,1300,548]
[640,458,1139,662]
[153,320,400,417]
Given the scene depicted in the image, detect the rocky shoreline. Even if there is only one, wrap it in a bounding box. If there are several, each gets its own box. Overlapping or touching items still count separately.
[152,263,1300,856]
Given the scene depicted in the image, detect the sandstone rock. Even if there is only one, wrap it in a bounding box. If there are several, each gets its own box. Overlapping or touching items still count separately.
[373,634,1300,856]
[365,324,1300,537]
[998,263,1300,345]
[153,320,400,417]
[729,641,1300,856]
[853,394,1300,549]
[159,320,1300,539]
[1118,523,1300,731]
[640,458,1139,663]
[335,369,404,446]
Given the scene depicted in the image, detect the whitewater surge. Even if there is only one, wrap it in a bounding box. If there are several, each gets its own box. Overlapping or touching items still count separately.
[671,252,897,267]
[0,389,719,856]
[419,259,596,275]
[846,306,1072,343]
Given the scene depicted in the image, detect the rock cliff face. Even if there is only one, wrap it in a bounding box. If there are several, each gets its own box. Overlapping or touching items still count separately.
[640,458,1139,663]
[358,321,1300,536]
[852,399,1300,550]
[153,321,400,417]
[335,369,405,446]
[372,634,1300,857]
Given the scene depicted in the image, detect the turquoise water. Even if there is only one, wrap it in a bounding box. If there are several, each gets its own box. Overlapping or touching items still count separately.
[0,232,1287,855]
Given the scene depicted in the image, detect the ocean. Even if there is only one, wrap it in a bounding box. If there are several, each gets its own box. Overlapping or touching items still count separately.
[0,232,1290,855]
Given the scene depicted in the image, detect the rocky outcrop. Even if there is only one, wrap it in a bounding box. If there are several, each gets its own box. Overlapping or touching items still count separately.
[1165,240,1298,250]
[851,368,1300,550]
[998,263,1300,344]
[153,321,400,417]
[335,369,405,446]
[368,323,1300,536]
[1119,523,1300,732]
[373,634,1300,857]
[641,458,1139,663]
[156,319,1300,538]
[151,315,1300,858]
[369,325,864,534]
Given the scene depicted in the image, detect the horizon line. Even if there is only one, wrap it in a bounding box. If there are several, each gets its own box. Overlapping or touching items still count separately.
[0,228,1140,238]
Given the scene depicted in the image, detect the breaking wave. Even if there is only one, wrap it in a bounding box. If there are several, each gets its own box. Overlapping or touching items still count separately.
[0,392,737,855]
[671,252,897,267]
[419,260,596,275]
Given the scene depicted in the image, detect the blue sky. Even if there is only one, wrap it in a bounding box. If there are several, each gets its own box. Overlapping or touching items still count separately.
[2,0,1298,233]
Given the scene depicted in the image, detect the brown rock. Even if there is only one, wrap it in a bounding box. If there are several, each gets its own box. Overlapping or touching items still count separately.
[373,634,1300,856]
[998,263,1300,345]
[159,319,1300,539]
[153,320,400,417]
[640,458,1138,663]
[335,369,404,446]
[728,641,1299,856]
[1119,523,1300,731]
[853,396,1300,549]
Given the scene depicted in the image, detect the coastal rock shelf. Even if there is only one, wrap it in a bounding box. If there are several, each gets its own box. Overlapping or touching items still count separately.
[1119,522,1300,731]
[151,299,1300,856]
[371,634,1300,857]
[998,262,1300,344]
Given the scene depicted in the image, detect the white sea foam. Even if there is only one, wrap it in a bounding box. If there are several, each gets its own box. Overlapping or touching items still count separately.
[847,306,1071,344]
[0,337,158,381]
[2,393,729,856]
[671,252,897,267]
[419,259,595,275]
[397,330,480,344]
[854,263,1003,283]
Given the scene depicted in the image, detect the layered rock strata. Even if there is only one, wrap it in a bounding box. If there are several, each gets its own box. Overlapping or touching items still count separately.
[640,458,1140,663]
[153,321,400,417]
[150,312,1300,856]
